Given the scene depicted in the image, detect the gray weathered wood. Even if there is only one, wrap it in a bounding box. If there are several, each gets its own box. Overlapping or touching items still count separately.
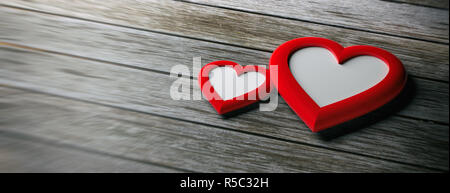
[0,86,438,172]
[0,7,447,123]
[0,6,270,75]
[0,0,448,172]
[0,85,24,97]
[182,0,449,43]
[0,133,181,172]
[386,0,449,9]
[0,1,448,82]
[0,46,447,171]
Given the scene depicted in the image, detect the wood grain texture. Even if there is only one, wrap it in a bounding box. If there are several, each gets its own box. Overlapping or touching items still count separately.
[181,0,449,43]
[0,132,180,172]
[386,0,449,9]
[0,85,24,97]
[0,6,270,75]
[0,46,447,171]
[0,0,448,173]
[0,7,447,123]
[0,86,437,172]
[4,0,449,43]
[0,1,448,82]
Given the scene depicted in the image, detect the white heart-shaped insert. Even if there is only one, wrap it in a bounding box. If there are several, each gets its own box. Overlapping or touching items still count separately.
[289,47,389,107]
[209,67,265,100]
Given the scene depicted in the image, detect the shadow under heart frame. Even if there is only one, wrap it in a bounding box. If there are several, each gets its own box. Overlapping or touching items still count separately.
[211,76,415,141]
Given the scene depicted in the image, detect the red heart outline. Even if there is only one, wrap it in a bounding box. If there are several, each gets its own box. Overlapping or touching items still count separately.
[199,61,272,114]
[270,37,407,132]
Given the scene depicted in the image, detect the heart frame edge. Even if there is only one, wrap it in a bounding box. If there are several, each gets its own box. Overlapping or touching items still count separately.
[270,37,407,132]
[198,60,272,115]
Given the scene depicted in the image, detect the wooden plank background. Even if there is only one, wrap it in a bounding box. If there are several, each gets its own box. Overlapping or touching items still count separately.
[0,0,448,172]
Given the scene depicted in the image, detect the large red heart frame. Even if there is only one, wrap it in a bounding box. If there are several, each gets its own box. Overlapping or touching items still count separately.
[270,37,407,132]
[198,61,272,114]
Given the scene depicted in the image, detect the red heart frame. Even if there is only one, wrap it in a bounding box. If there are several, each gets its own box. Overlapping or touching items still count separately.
[270,37,407,132]
[198,61,272,114]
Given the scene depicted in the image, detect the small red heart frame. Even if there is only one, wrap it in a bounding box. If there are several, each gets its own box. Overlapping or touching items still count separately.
[199,61,272,114]
[270,37,407,132]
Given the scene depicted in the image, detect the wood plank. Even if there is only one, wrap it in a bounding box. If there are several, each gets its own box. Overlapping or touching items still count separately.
[0,46,447,171]
[0,1,448,82]
[0,86,437,172]
[0,85,24,97]
[182,0,449,43]
[386,0,449,9]
[0,133,181,172]
[0,7,447,123]
[0,6,270,76]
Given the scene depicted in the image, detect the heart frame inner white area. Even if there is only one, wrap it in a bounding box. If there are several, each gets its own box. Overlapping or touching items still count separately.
[289,47,389,107]
[209,67,266,100]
